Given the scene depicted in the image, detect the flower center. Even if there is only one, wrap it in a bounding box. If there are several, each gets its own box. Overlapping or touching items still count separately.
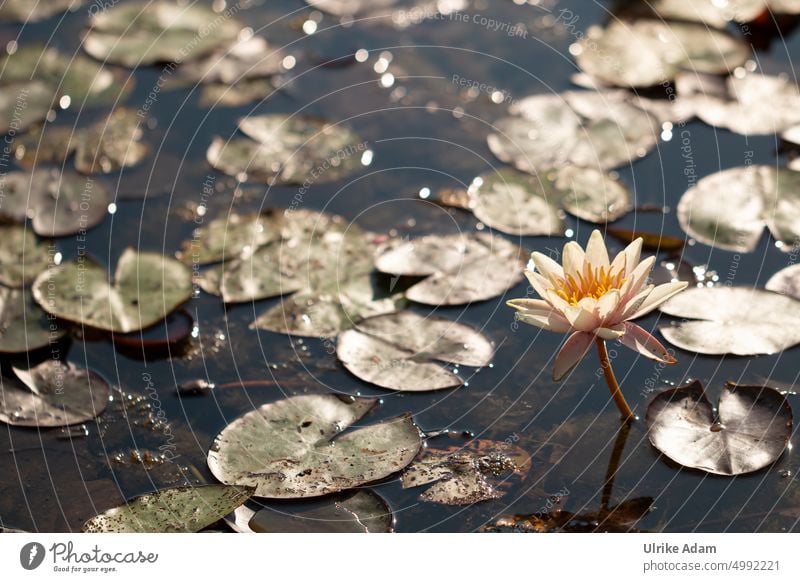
[554,266,626,305]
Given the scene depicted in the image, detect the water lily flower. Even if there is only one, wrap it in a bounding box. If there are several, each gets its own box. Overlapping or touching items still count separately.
[507,230,688,420]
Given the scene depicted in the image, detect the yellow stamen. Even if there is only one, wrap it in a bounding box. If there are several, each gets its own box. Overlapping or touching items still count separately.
[554,265,626,305]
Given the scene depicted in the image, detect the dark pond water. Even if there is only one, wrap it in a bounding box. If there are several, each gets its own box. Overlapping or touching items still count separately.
[1,0,799,532]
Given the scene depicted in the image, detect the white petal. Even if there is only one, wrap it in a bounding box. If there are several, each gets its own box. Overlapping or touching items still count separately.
[531,251,564,284]
[627,281,689,320]
[516,311,572,333]
[597,324,626,340]
[525,271,553,301]
[553,331,595,381]
[623,237,643,276]
[564,298,600,332]
[621,255,655,298]
[619,322,676,363]
[618,284,654,320]
[506,298,551,312]
[596,290,621,324]
[562,241,584,279]
[584,230,610,270]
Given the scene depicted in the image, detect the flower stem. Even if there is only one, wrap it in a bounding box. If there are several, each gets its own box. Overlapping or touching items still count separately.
[595,337,635,422]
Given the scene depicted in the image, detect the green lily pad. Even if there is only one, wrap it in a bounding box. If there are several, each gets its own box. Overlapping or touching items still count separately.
[488,92,660,173]
[336,311,494,392]
[0,226,53,287]
[207,394,423,498]
[0,0,83,22]
[659,287,800,355]
[207,115,365,185]
[179,211,282,267]
[575,19,749,88]
[9,125,79,169]
[0,360,110,427]
[171,35,285,86]
[650,0,800,28]
[766,264,800,300]
[0,288,65,354]
[82,485,254,532]
[374,232,525,306]
[0,81,54,135]
[0,170,110,237]
[32,248,192,333]
[401,439,531,505]
[677,166,800,253]
[199,78,276,108]
[83,1,241,67]
[74,108,148,174]
[647,381,792,475]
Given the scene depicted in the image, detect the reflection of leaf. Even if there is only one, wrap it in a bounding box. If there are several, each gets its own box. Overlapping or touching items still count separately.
[659,287,800,355]
[0,170,110,237]
[401,439,531,505]
[576,19,749,88]
[488,92,659,172]
[677,166,800,253]
[647,381,792,475]
[82,485,253,532]
[32,248,192,333]
[0,288,65,354]
[0,360,110,427]
[83,0,240,67]
[0,225,52,287]
[375,232,525,305]
[766,264,800,300]
[249,489,394,533]
[207,394,423,498]
[337,311,494,392]
[207,115,365,185]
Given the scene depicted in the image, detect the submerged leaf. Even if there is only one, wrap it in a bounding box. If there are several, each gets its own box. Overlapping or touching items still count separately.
[207,115,365,185]
[0,360,110,427]
[82,485,253,532]
[576,19,749,88]
[0,225,53,287]
[337,311,494,392]
[0,288,65,354]
[375,232,524,305]
[659,287,800,355]
[647,381,792,475]
[401,439,531,505]
[249,489,394,533]
[32,248,192,333]
[488,92,659,173]
[207,394,423,498]
[677,166,800,252]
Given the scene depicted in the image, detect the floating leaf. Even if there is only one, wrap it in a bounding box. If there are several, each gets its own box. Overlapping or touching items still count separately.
[659,287,800,355]
[199,78,275,108]
[207,115,365,185]
[207,394,423,498]
[650,0,800,28]
[0,288,65,354]
[679,73,800,135]
[0,360,109,427]
[179,211,282,266]
[249,490,394,533]
[488,92,659,173]
[677,166,800,252]
[170,35,285,86]
[10,125,78,169]
[32,248,192,333]
[647,381,792,475]
[336,311,493,392]
[0,170,110,237]
[576,19,749,88]
[766,264,800,300]
[0,226,52,287]
[0,82,53,135]
[305,0,466,20]
[401,439,531,505]
[0,0,83,22]
[74,108,148,174]
[82,485,253,532]
[374,232,524,305]
[84,1,241,67]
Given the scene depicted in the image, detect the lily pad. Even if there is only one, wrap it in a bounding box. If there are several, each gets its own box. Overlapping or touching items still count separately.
[207,394,423,498]
[0,170,110,237]
[199,78,276,108]
[207,115,365,185]
[249,490,394,533]
[0,82,54,135]
[766,264,800,300]
[170,35,285,86]
[74,108,148,174]
[0,360,110,427]
[9,125,79,169]
[677,166,800,253]
[82,485,253,532]
[179,211,282,266]
[658,287,800,355]
[374,232,524,306]
[0,288,65,354]
[0,0,83,22]
[32,248,192,333]
[401,439,531,505]
[0,226,53,287]
[488,92,660,173]
[647,381,792,475]
[84,1,241,67]
[575,19,749,88]
[336,311,493,392]
[680,73,800,136]
[650,0,800,28]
